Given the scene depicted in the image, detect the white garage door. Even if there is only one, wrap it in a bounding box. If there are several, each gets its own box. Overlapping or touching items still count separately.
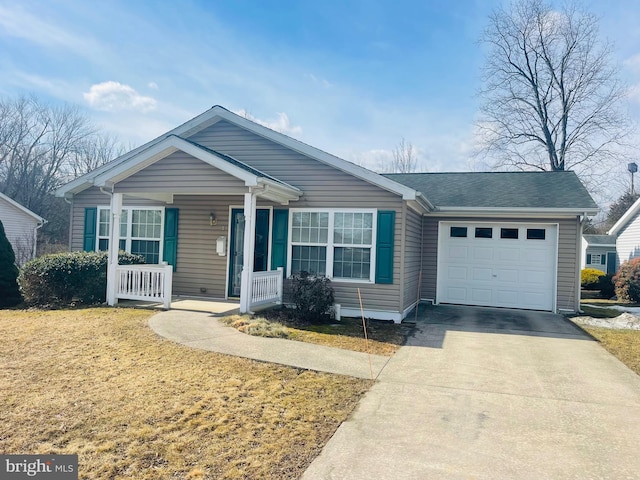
[437,222,557,311]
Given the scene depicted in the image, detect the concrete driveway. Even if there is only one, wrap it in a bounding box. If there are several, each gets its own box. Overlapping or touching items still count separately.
[302,305,640,480]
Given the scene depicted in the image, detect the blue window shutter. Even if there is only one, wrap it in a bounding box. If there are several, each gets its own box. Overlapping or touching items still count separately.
[271,209,289,271]
[83,207,97,252]
[375,210,395,284]
[586,254,592,264]
[163,208,179,271]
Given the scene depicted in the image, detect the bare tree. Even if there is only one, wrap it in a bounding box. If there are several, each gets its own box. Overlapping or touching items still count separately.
[0,95,125,247]
[477,0,630,180]
[378,138,419,173]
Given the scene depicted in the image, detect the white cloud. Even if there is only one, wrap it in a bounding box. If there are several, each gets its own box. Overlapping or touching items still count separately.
[628,83,640,104]
[148,82,159,90]
[234,109,302,136]
[84,81,157,113]
[306,73,333,89]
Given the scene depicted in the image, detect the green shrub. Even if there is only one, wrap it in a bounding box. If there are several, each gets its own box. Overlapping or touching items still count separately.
[597,273,616,299]
[19,251,145,307]
[581,268,605,289]
[0,220,22,308]
[287,271,335,324]
[613,258,640,302]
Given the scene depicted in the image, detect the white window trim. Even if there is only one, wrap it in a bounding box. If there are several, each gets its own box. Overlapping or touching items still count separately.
[97,206,165,263]
[287,208,377,283]
[588,254,602,265]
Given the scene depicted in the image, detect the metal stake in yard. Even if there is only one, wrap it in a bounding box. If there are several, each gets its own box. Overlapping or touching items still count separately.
[357,288,374,381]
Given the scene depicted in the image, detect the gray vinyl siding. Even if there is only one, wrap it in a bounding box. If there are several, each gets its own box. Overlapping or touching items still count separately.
[114,151,246,194]
[402,207,423,312]
[188,119,406,314]
[0,200,39,265]
[421,216,581,313]
[171,195,238,298]
[616,211,640,268]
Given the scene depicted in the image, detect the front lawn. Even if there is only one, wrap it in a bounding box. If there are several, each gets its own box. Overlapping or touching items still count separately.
[221,311,411,356]
[0,308,371,479]
[581,326,640,376]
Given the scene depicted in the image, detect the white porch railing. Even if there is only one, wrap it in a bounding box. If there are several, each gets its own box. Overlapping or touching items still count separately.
[115,264,173,309]
[251,267,284,307]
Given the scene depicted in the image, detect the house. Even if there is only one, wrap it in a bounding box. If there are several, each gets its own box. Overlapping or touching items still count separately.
[581,234,616,274]
[606,195,640,272]
[55,106,598,320]
[0,191,46,266]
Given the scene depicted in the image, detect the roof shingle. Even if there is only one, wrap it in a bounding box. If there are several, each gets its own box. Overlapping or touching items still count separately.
[384,171,597,210]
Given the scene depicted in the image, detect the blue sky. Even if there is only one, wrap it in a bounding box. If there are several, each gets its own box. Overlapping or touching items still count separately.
[1,0,640,189]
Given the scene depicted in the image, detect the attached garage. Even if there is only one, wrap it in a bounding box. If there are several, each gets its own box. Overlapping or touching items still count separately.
[437,222,557,311]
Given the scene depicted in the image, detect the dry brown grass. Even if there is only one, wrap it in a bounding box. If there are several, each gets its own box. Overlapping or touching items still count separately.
[0,308,371,479]
[221,312,410,356]
[582,326,640,376]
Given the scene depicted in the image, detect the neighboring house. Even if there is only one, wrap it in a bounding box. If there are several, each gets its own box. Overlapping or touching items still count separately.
[607,195,640,271]
[581,235,616,274]
[0,192,46,266]
[56,106,598,320]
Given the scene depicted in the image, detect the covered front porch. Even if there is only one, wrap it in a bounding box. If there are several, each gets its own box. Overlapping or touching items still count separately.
[99,135,301,313]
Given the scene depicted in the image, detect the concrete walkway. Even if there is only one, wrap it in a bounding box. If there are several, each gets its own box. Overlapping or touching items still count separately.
[150,305,640,479]
[302,305,640,479]
[149,310,390,379]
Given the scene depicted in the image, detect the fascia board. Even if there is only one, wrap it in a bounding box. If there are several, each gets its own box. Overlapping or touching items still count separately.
[608,196,640,236]
[92,136,260,187]
[208,107,421,201]
[0,192,45,223]
[434,206,599,216]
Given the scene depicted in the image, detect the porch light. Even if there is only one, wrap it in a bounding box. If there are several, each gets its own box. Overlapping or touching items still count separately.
[209,212,217,226]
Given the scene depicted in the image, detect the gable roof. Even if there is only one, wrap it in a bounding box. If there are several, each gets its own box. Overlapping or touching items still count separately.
[384,171,598,214]
[608,195,640,236]
[583,234,615,247]
[0,192,45,223]
[56,106,430,211]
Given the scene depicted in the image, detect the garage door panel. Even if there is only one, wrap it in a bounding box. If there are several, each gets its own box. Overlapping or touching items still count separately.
[495,268,518,283]
[447,266,468,280]
[472,247,494,261]
[447,287,468,302]
[472,268,492,281]
[471,288,492,303]
[438,222,556,312]
[448,246,468,260]
[498,248,520,262]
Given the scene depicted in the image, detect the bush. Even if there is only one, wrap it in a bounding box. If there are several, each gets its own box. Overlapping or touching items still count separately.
[613,258,640,302]
[0,220,22,308]
[19,251,145,307]
[596,273,616,299]
[581,268,605,289]
[287,271,335,324]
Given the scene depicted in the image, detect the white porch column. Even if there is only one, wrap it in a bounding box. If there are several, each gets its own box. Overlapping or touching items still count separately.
[106,193,123,306]
[239,189,257,313]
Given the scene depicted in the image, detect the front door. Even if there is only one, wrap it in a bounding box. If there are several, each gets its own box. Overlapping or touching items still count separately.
[228,208,270,297]
[607,251,617,275]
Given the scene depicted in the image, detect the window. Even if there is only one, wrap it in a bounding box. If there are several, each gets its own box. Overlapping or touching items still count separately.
[290,210,375,281]
[97,207,163,264]
[500,228,519,239]
[527,228,546,240]
[450,226,467,238]
[475,227,493,238]
[588,254,602,265]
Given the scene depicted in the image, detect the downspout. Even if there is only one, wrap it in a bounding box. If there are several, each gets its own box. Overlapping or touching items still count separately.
[64,194,73,251]
[575,213,589,314]
[33,217,48,258]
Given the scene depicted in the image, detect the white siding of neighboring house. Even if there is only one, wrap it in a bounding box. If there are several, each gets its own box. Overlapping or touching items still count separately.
[584,246,614,273]
[0,198,40,265]
[616,210,640,268]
